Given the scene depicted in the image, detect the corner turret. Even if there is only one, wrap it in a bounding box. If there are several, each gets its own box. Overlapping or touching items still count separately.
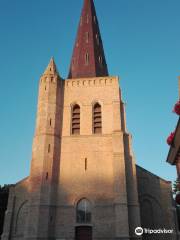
[25,58,64,239]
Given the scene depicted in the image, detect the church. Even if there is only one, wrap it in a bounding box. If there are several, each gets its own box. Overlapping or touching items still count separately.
[1,0,179,239]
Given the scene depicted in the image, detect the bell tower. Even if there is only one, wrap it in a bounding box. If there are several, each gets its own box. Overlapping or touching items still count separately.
[55,0,142,239]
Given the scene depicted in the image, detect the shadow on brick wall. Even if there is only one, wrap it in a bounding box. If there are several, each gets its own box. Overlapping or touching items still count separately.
[0,186,10,239]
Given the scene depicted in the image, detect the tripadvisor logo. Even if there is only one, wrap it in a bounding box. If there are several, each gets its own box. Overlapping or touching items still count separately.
[135,227,143,236]
[135,227,174,236]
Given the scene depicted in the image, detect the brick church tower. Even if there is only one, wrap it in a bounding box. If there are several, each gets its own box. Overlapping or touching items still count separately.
[2,0,178,240]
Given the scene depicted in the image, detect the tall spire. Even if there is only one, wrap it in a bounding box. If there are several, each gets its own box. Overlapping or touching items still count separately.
[68,0,108,79]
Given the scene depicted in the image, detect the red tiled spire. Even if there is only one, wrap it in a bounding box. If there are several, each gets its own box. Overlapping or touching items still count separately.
[68,0,109,79]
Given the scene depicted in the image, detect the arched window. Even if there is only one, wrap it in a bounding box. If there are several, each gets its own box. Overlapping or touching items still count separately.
[72,104,80,135]
[15,201,28,235]
[93,103,102,134]
[140,199,154,229]
[76,199,91,223]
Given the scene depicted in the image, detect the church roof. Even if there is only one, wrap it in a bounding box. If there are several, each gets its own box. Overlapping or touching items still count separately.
[68,0,108,79]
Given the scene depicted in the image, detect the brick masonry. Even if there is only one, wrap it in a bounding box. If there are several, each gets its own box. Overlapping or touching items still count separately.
[1,70,179,239]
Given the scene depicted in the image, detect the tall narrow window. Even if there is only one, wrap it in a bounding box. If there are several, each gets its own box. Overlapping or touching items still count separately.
[94,16,96,23]
[85,53,89,65]
[96,34,100,45]
[76,199,91,223]
[80,16,83,26]
[93,103,102,134]
[85,158,87,171]
[85,32,89,43]
[48,144,51,153]
[99,56,103,65]
[46,172,48,180]
[72,104,80,135]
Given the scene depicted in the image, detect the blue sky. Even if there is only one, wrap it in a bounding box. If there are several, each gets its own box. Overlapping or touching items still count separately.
[0,0,179,185]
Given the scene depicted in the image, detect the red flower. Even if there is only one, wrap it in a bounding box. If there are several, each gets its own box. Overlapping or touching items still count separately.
[167,132,175,145]
[173,100,180,115]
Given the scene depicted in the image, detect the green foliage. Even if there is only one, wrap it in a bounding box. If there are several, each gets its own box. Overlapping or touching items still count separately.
[173,179,180,195]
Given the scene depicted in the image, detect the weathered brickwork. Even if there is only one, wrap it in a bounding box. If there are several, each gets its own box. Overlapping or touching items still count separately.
[2,72,179,240]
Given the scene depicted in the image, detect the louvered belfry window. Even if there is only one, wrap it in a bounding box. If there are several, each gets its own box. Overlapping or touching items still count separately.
[72,104,80,135]
[93,103,102,134]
